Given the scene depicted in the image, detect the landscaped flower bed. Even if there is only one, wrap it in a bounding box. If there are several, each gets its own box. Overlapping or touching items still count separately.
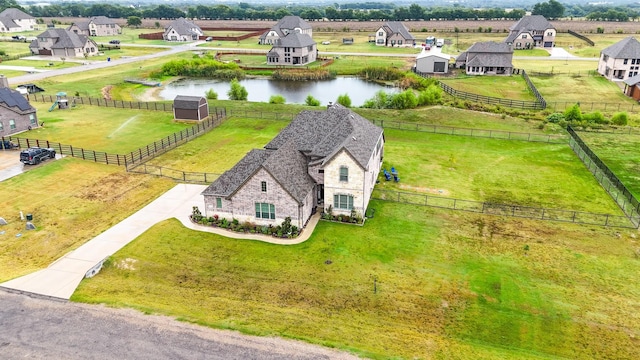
[190,206,301,238]
[320,205,365,226]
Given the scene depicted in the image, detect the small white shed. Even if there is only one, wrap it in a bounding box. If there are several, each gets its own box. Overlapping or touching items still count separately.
[415,52,450,74]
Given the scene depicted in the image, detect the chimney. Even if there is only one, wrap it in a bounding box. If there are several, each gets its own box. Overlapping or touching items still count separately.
[0,75,8,89]
[327,101,333,109]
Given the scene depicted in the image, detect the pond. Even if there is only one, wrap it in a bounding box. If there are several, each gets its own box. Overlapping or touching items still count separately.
[159,77,396,107]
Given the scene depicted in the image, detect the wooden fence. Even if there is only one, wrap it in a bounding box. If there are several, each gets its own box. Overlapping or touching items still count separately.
[521,69,547,109]
[373,189,636,228]
[127,164,220,184]
[548,102,640,113]
[568,30,595,46]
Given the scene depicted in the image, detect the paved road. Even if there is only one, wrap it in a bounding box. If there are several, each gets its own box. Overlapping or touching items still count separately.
[0,290,360,360]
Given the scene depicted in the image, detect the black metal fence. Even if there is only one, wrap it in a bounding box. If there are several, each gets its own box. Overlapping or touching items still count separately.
[373,189,635,228]
[567,126,640,227]
[370,119,568,143]
[127,164,220,184]
[521,69,547,109]
[548,102,640,113]
[568,30,595,46]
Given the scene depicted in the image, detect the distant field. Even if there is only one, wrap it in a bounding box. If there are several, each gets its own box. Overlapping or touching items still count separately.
[441,75,536,101]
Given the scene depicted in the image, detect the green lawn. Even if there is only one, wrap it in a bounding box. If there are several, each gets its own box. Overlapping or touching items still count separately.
[512,59,598,74]
[441,75,537,101]
[72,201,640,359]
[0,159,174,282]
[26,102,189,153]
[576,131,640,199]
[0,40,32,55]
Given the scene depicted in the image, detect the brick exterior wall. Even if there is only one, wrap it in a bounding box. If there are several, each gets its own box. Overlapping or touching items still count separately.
[324,150,366,216]
[0,108,38,136]
[203,168,314,228]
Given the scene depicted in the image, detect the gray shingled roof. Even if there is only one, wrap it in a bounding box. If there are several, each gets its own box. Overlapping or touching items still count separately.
[0,87,35,113]
[467,41,512,54]
[0,8,35,20]
[174,95,205,109]
[273,32,315,48]
[601,36,640,59]
[275,16,311,31]
[509,15,554,32]
[69,20,90,31]
[90,16,117,25]
[623,73,640,86]
[0,17,18,29]
[262,140,315,203]
[266,104,383,169]
[382,21,415,41]
[166,17,202,36]
[202,149,272,197]
[36,28,92,49]
[466,53,513,68]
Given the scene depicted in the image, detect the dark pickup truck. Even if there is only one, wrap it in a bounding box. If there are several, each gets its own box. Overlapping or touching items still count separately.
[19,147,56,165]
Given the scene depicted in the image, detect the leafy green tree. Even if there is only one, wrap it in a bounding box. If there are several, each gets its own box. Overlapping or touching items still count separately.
[417,86,442,106]
[363,91,390,109]
[305,95,320,106]
[205,89,218,100]
[389,90,418,109]
[336,94,351,108]
[0,0,24,12]
[564,103,582,123]
[127,16,142,28]
[611,112,628,126]
[228,78,248,100]
[269,95,286,104]
[532,0,565,20]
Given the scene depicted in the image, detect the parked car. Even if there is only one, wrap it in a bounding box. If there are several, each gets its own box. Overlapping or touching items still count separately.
[109,39,120,45]
[11,35,26,41]
[205,37,213,42]
[19,147,56,165]
[321,41,330,45]
[436,39,444,47]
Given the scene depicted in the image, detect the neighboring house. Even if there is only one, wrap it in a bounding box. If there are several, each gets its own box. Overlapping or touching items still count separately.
[68,16,122,37]
[0,8,36,33]
[266,32,317,66]
[29,29,99,58]
[415,52,450,74]
[374,21,415,47]
[504,15,556,49]
[597,36,640,81]
[623,74,640,101]
[0,75,38,136]
[455,42,514,76]
[173,95,209,121]
[163,18,203,42]
[259,15,312,45]
[201,104,385,229]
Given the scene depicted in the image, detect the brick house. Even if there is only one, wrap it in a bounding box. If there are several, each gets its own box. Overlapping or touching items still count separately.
[201,104,384,229]
[505,15,556,49]
[455,42,514,76]
[597,37,640,81]
[374,21,415,47]
[0,8,36,33]
[163,18,202,42]
[173,95,209,121]
[259,16,312,45]
[0,76,38,136]
[266,32,317,66]
[30,29,99,57]
[68,16,122,37]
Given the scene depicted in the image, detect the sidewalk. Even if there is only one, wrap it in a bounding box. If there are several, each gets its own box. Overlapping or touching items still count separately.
[0,184,318,300]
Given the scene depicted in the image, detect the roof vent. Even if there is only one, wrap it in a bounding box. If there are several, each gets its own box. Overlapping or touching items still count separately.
[352,136,357,141]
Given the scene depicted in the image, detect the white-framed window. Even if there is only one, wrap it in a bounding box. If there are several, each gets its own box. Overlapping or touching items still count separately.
[378,31,383,36]
[624,59,629,65]
[339,166,348,182]
[29,114,36,125]
[521,34,527,39]
[9,119,16,130]
[0,122,3,131]
[255,203,275,219]
[334,194,354,210]
[216,197,222,208]
[261,181,267,192]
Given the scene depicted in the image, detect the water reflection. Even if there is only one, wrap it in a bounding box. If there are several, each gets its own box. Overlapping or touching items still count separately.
[159,77,396,106]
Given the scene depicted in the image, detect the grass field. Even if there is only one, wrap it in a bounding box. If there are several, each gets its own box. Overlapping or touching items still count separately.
[440,76,537,101]
[26,103,188,153]
[71,201,640,359]
[0,159,174,282]
[529,73,633,109]
[576,131,640,199]
[0,40,32,55]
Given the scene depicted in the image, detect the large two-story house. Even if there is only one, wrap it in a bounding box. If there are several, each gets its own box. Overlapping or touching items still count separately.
[455,42,514,76]
[29,29,99,58]
[597,36,640,81]
[201,104,384,229]
[374,21,415,47]
[163,18,203,42]
[0,8,36,33]
[504,15,556,49]
[259,15,312,45]
[68,16,122,37]
[0,75,39,136]
[266,32,317,66]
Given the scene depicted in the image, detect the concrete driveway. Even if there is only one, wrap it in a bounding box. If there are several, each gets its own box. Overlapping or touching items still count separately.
[0,150,23,182]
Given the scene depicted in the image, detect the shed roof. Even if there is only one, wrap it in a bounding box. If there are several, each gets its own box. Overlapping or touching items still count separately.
[174,95,206,109]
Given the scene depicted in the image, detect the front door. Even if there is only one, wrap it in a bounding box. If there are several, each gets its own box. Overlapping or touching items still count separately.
[317,184,324,205]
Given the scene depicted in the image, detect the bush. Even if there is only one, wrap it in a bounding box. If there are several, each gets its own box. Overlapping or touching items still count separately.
[564,104,582,123]
[583,111,607,124]
[417,85,442,106]
[205,89,218,100]
[228,78,248,100]
[546,112,565,123]
[269,95,286,104]
[336,94,351,107]
[305,95,320,106]
[611,112,628,126]
[389,90,418,110]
